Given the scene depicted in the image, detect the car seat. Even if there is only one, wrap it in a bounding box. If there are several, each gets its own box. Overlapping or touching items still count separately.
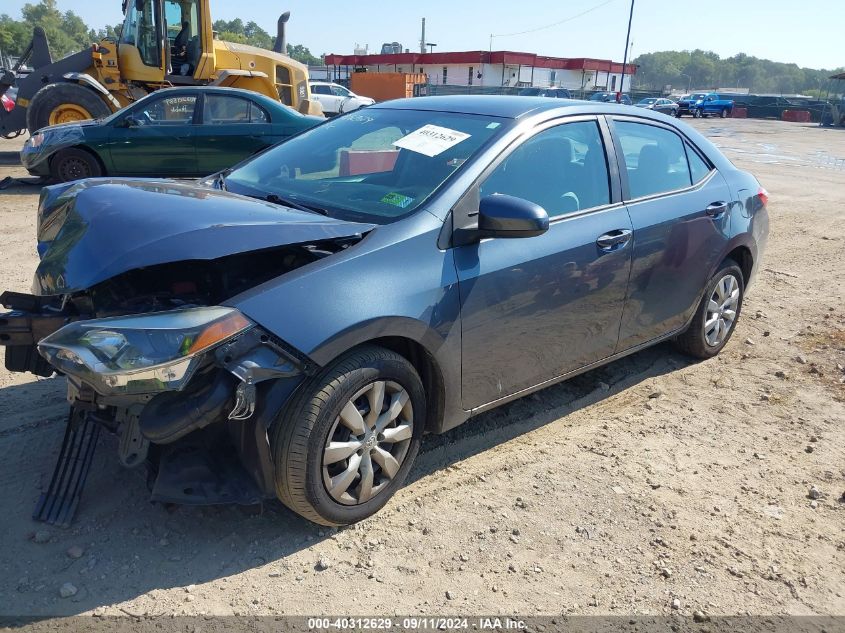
[484,136,578,215]
[633,144,669,198]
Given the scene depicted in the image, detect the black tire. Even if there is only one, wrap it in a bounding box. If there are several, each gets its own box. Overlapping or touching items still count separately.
[674,259,745,359]
[270,345,425,526]
[693,109,701,118]
[26,82,111,134]
[720,108,728,119]
[50,147,103,182]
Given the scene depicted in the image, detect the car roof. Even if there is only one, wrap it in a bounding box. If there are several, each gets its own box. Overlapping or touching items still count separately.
[370,95,651,119]
[136,85,292,112]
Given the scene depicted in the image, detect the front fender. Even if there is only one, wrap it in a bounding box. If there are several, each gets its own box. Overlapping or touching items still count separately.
[225,211,466,430]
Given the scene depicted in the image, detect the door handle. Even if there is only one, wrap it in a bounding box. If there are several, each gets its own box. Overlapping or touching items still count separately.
[596,229,632,251]
[705,201,728,217]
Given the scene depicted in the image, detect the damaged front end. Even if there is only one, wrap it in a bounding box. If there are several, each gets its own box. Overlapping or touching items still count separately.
[1,178,373,524]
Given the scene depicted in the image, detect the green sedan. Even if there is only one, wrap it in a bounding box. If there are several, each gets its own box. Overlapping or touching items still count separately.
[21,86,323,182]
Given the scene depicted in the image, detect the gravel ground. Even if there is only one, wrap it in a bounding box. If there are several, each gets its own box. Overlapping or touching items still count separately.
[0,118,842,619]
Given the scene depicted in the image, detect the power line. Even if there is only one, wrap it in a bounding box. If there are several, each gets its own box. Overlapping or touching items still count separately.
[491,0,618,38]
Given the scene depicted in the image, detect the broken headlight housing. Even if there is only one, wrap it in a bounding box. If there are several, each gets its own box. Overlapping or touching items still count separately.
[38,307,253,395]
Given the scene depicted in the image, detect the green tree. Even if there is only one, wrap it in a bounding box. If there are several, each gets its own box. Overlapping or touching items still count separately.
[0,14,31,59]
[632,48,840,95]
[286,43,319,65]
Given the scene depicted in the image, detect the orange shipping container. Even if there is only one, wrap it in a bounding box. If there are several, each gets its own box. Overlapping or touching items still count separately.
[349,72,428,103]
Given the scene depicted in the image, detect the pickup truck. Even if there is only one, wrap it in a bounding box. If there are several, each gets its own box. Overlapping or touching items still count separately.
[689,93,734,118]
[676,92,708,117]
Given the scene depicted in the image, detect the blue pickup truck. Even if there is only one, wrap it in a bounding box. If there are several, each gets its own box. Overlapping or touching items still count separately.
[686,93,734,118]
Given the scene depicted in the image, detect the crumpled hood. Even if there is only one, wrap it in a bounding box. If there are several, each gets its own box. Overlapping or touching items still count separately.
[33,178,375,296]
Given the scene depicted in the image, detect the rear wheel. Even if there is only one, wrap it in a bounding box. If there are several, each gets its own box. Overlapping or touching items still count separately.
[693,109,701,118]
[674,260,744,359]
[50,147,103,182]
[270,346,425,525]
[720,108,728,118]
[26,83,111,133]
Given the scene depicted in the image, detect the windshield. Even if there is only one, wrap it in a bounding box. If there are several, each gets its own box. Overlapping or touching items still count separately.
[224,108,511,223]
[640,98,657,104]
[519,88,542,96]
[589,93,608,101]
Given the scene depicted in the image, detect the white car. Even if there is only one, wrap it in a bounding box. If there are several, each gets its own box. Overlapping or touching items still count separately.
[309,82,375,116]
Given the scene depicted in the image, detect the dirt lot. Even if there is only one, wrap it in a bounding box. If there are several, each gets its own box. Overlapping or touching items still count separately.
[0,118,842,620]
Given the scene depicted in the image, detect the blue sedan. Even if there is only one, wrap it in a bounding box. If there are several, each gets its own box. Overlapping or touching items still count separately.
[1,96,769,526]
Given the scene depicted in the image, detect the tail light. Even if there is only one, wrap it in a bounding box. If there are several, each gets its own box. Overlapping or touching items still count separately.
[757,187,769,207]
[1,94,13,113]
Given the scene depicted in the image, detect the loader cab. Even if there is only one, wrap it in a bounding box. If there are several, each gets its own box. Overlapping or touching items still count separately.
[119,0,211,82]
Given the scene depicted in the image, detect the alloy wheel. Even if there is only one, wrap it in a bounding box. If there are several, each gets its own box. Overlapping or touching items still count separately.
[704,274,740,347]
[322,380,413,505]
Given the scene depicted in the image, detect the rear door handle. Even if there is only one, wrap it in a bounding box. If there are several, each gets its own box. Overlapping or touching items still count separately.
[705,201,729,217]
[596,229,632,251]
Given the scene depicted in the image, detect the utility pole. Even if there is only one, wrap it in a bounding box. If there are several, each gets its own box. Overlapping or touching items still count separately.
[617,0,635,103]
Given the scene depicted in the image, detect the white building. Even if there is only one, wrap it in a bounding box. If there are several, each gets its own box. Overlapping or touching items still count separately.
[323,50,636,93]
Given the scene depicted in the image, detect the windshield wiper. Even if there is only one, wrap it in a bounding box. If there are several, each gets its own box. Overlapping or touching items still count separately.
[264,193,330,216]
[212,168,232,191]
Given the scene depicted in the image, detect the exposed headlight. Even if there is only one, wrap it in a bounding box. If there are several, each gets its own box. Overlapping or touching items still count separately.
[29,133,46,148]
[38,307,253,395]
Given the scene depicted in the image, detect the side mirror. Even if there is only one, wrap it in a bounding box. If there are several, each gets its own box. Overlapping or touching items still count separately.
[119,115,141,128]
[458,194,549,244]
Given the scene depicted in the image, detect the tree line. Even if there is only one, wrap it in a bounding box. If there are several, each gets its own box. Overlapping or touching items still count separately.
[632,49,843,97]
[0,0,322,67]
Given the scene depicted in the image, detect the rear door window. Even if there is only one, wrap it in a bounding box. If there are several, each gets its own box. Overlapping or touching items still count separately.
[613,120,692,199]
[202,95,257,124]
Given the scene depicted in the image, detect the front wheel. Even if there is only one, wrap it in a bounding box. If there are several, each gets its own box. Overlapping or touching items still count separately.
[50,147,103,182]
[270,346,425,525]
[693,109,701,118]
[674,260,744,359]
[720,109,728,118]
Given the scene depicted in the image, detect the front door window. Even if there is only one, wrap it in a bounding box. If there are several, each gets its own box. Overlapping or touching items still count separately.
[133,94,197,125]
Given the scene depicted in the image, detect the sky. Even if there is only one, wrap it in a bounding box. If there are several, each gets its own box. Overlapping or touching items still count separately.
[4,0,844,70]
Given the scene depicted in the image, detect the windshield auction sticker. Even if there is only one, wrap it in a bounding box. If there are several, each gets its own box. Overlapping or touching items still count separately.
[393,125,471,157]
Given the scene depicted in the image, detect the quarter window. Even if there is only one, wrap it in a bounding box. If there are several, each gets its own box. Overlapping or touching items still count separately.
[686,143,711,184]
[480,120,610,215]
[614,121,692,198]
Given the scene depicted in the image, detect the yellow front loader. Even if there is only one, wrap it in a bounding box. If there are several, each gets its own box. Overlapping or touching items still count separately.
[0,1,320,136]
